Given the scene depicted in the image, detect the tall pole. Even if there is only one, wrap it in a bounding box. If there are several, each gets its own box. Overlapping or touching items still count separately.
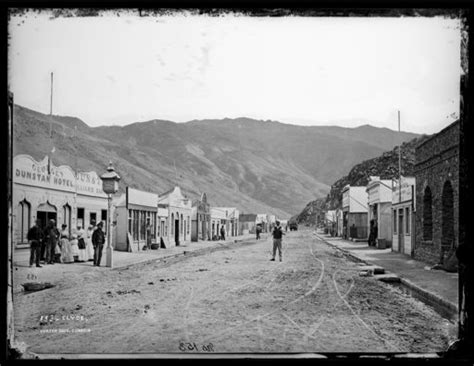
[398,110,402,203]
[50,72,53,116]
[7,92,15,349]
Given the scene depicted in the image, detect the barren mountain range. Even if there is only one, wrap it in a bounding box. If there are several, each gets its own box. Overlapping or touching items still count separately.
[13,104,419,218]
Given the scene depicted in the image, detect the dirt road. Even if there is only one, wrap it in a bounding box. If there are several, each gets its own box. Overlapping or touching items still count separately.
[13,230,456,356]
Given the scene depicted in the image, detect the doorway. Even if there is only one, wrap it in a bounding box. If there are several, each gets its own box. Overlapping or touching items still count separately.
[37,202,57,230]
[37,211,57,230]
[175,220,180,246]
[202,219,206,240]
[398,208,404,254]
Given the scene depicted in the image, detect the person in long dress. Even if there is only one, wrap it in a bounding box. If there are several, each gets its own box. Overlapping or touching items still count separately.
[70,232,80,262]
[76,225,87,262]
[86,225,95,261]
[60,224,74,263]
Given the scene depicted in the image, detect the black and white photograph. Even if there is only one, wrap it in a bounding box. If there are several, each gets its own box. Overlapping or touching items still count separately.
[5,7,473,359]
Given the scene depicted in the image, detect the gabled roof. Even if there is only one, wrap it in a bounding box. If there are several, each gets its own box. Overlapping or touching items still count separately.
[159,187,176,197]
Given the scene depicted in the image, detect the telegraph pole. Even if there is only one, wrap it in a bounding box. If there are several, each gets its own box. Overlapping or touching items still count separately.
[50,72,53,116]
[398,110,402,203]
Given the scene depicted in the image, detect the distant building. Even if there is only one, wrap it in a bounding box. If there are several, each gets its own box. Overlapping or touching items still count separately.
[325,210,337,236]
[210,207,227,239]
[225,207,240,237]
[239,213,257,235]
[157,203,169,247]
[414,120,459,265]
[366,176,393,248]
[342,185,368,240]
[256,214,269,232]
[114,187,158,252]
[191,193,211,242]
[211,207,239,238]
[158,186,192,247]
[392,177,416,256]
[336,209,344,237]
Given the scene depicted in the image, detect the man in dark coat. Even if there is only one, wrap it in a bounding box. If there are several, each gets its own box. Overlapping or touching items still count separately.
[256,224,262,240]
[220,225,226,241]
[270,220,285,262]
[43,219,59,265]
[92,221,106,266]
[27,219,44,267]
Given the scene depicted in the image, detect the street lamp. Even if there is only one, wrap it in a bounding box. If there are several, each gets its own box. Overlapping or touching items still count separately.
[100,161,121,268]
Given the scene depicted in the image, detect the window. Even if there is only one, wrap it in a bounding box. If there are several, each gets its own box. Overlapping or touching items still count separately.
[423,186,433,241]
[405,207,410,235]
[188,216,190,234]
[140,211,146,240]
[133,210,139,240]
[128,209,132,235]
[171,213,174,234]
[77,207,85,223]
[63,204,72,234]
[393,209,397,234]
[17,200,31,243]
[181,214,184,234]
[101,209,107,222]
[90,212,97,226]
[442,180,455,248]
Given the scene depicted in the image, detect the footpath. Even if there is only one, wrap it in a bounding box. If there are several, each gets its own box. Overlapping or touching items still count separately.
[12,233,260,295]
[314,230,459,322]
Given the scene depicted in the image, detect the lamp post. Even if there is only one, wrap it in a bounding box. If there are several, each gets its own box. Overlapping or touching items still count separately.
[100,161,120,268]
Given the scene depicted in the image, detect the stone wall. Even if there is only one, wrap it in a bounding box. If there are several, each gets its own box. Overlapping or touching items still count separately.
[414,120,460,265]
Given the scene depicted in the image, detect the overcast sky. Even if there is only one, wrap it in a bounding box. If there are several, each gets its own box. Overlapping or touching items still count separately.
[8,10,462,134]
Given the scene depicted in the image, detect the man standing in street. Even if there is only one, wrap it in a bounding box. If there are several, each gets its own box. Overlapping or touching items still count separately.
[256,224,262,240]
[92,221,106,266]
[27,219,44,268]
[220,225,226,241]
[270,220,285,262]
[43,219,59,265]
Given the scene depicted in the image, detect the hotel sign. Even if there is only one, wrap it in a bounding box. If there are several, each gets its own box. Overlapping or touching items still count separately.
[14,155,107,198]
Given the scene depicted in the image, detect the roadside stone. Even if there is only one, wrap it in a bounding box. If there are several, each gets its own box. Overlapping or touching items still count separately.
[358,265,385,275]
[21,282,55,292]
[375,274,401,283]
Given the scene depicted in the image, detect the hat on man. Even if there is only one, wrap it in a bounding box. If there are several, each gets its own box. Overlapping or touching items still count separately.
[97,221,103,227]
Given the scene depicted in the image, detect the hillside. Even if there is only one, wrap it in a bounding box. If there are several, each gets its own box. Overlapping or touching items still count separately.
[13,104,419,218]
[295,134,431,225]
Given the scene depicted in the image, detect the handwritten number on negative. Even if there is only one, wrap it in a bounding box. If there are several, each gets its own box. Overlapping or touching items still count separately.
[179,342,214,352]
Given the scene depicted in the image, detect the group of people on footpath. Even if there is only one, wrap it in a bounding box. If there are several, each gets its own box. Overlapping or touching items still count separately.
[27,218,107,268]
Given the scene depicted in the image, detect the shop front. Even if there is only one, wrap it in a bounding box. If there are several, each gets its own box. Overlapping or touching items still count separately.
[392,177,416,256]
[13,155,108,248]
[366,176,393,248]
[191,193,211,242]
[210,207,227,239]
[158,186,192,247]
[114,187,158,252]
[342,185,369,240]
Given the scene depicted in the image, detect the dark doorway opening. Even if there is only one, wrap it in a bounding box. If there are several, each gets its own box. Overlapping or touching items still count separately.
[175,220,180,246]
